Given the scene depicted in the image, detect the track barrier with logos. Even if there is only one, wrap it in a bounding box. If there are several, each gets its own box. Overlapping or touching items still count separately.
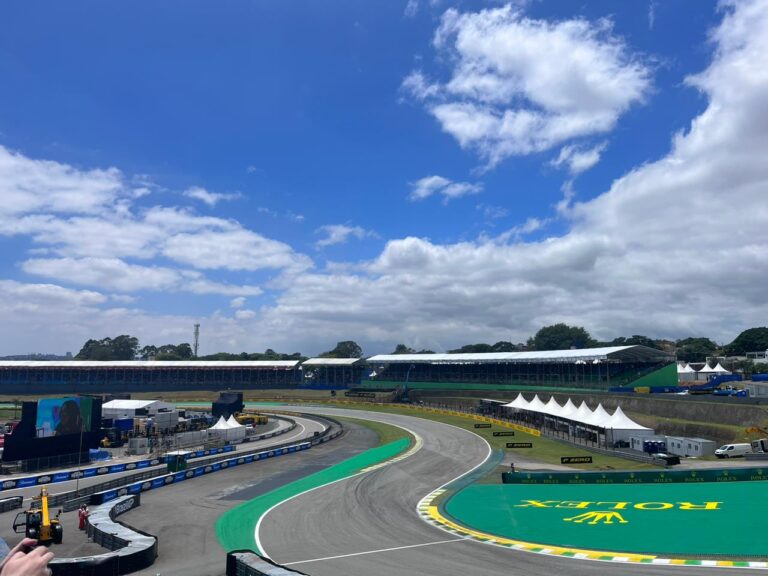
[49,494,157,576]
[226,550,309,576]
[502,466,768,484]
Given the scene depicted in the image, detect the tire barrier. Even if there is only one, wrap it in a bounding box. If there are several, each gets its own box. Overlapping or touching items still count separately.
[502,466,768,485]
[0,417,298,494]
[0,495,23,512]
[49,494,157,576]
[226,550,309,576]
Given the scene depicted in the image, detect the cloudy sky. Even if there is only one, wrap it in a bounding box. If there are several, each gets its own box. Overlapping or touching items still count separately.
[1,0,766,356]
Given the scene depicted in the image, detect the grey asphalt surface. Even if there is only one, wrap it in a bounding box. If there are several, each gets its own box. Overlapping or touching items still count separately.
[260,406,768,576]
[0,415,333,570]
[115,418,378,576]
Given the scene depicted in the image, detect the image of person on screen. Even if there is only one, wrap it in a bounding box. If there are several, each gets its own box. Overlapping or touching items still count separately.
[55,400,83,436]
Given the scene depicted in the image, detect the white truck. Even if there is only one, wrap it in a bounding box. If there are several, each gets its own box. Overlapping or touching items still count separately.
[714,443,752,458]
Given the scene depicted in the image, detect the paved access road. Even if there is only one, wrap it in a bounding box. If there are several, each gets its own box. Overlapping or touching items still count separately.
[260,407,767,576]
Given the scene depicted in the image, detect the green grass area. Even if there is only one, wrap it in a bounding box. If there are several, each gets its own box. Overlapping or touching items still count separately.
[333,415,413,447]
[316,403,654,472]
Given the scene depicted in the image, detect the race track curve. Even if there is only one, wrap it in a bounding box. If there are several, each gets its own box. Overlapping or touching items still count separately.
[260,406,767,576]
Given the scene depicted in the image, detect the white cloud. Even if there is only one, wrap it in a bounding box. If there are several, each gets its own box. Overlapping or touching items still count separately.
[551,142,607,175]
[403,5,650,169]
[404,0,419,18]
[21,257,263,296]
[410,175,483,201]
[0,145,124,215]
[251,0,768,351]
[315,225,375,248]
[230,297,246,309]
[183,186,241,206]
[235,309,257,320]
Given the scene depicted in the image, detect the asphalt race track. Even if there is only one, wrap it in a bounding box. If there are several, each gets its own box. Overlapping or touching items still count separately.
[259,407,768,576]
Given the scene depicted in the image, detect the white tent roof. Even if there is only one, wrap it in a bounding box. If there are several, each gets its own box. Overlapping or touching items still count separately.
[226,415,245,428]
[682,363,696,373]
[542,396,564,417]
[677,363,686,373]
[526,395,548,413]
[209,416,229,430]
[559,398,579,419]
[604,406,652,431]
[712,363,731,374]
[582,403,612,428]
[573,401,594,423]
[698,364,716,373]
[503,394,529,409]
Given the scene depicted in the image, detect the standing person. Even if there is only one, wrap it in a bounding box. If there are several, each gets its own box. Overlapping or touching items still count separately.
[82,506,89,530]
[78,505,86,530]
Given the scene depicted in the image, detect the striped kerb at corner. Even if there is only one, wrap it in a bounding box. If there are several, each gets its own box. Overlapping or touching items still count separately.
[415,489,768,569]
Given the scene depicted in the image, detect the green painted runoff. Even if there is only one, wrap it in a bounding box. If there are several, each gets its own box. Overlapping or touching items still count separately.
[216,438,410,553]
[445,481,768,557]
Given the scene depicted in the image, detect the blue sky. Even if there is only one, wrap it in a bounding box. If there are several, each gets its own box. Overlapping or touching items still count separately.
[1,0,766,356]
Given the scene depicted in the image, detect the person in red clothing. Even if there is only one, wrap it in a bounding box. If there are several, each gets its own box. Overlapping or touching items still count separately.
[77,505,89,530]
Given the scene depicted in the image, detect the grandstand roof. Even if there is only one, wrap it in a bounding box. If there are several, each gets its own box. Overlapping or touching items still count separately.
[367,345,672,365]
[0,360,299,368]
[301,358,364,366]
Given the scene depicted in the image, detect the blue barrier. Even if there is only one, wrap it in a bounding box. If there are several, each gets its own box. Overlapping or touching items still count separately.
[92,441,313,504]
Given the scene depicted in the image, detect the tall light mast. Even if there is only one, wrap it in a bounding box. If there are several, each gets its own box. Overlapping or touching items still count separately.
[193,323,200,358]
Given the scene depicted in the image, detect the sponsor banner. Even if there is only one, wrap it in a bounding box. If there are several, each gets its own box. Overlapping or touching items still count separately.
[129,484,142,494]
[474,423,492,429]
[151,478,165,488]
[136,461,150,469]
[52,472,71,483]
[502,467,768,485]
[109,464,126,473]
[493,431,515,437]
[18,478,37,488]
[174,472,187,482]
[111,494,140,517]
[561,456,593,464]
[83,469,97,478]
[507,442,533,448]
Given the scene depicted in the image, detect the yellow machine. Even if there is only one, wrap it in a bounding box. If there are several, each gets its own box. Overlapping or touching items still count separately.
[235,412,268,426]
[12,487,63,545]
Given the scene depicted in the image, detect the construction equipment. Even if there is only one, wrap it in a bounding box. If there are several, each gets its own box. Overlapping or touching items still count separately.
[12,487,63,545]
[235,412,268,426]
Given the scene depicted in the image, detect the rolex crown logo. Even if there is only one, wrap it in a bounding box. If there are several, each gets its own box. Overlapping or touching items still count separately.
[564,510,629,525]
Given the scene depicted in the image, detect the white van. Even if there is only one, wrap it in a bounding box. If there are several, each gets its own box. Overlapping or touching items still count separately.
[714,443,752,458]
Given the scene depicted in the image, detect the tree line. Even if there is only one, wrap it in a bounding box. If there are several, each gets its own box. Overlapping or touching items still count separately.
[74,325,768,366]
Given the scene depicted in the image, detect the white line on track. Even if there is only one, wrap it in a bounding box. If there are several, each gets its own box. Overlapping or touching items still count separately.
[254,418,423,559]
[282,538,467,565]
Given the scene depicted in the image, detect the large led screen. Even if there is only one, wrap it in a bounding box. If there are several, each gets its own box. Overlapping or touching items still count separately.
[35,397,93,438]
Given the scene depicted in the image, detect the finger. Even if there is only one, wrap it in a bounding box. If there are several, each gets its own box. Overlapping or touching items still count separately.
[21,538,38,547]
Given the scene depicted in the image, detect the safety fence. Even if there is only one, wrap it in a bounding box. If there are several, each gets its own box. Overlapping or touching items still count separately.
[226,550,308,575]
[88,416,343,505]
[50,494,157,576]
[0,495,22,512]
[47,417,328,510]
[0,417,297,494]
[0,417,296,506]
[502,466,768,485]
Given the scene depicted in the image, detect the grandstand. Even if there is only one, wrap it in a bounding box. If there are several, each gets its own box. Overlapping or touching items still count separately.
[0,360,301,394]
[363,346,676,392]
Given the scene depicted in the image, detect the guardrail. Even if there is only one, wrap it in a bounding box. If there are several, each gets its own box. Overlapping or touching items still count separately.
[226,550,309,575]
[0,417,298,494]
[50,494,157,576]
[0,495,23,513]
[502,466,768,484]
[88,416,343,505]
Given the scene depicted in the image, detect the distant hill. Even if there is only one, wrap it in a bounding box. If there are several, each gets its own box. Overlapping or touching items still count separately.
[0,353,73,361]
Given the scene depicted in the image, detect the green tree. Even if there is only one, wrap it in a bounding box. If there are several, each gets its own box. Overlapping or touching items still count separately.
[529,324,596,351]
[723,327,768,356]
[320,341,363,358]
[392,344,416,354]
[675,337,718,363]
[447,343,494,353]
[608,335,663,350]
[75,335,139,360]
